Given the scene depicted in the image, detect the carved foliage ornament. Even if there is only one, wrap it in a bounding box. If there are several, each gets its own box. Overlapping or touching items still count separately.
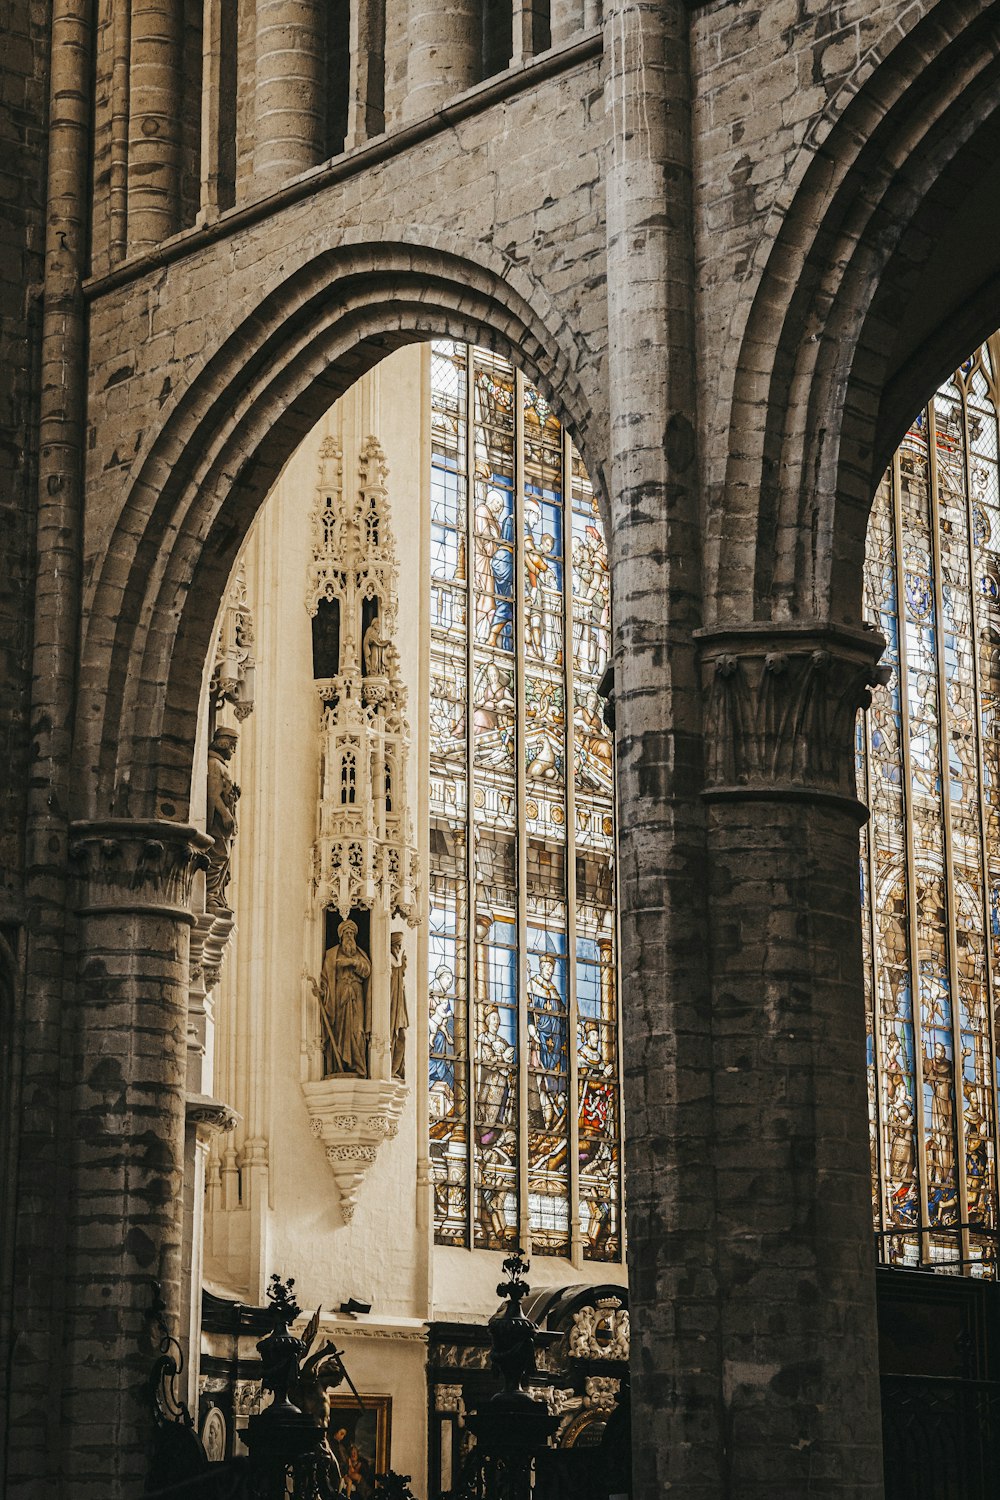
[435,1384,466,1416]
[211,560,256,723]
[567,1302,630,1362]
[70,820,213,918]
[699,627,889,807]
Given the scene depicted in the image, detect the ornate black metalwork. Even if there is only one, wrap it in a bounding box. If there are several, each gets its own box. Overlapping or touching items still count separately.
[144,1281,211,1492]
[881,1374,1000,1500]
[143,1272,369,1499]
[453,1250,559,1500]
[488,1250,538,1398]
[374,1471,419,1499]
[241,1276,343,1500]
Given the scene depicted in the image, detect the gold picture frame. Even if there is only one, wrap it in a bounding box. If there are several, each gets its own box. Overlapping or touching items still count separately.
[327,1393,391,1495]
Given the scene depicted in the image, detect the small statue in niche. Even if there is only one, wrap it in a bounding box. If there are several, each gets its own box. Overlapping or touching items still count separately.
[205,726,240,911]
[390,930,408,1080]
[319,918,372,1077]
[362,612,390,677]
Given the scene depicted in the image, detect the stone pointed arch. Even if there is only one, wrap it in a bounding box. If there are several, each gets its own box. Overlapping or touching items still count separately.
[711,0,1000,630]
[77,242,605,823]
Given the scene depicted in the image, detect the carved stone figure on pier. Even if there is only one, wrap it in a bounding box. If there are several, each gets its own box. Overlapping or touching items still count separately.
[363,612,390,677]
[206,727,240,911]
[319,919,373,1077]
[390,930,408,1080]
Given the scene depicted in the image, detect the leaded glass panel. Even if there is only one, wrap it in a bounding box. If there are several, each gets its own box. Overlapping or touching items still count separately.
[428,340,621,1263]
[863,335,1000,1275]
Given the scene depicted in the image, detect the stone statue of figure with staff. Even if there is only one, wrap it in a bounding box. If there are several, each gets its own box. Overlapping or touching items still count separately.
[313,918,372,1077]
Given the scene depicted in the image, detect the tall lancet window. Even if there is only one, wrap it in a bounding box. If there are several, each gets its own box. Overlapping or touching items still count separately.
[427,340,621,1262]
[861,334,1000,1276]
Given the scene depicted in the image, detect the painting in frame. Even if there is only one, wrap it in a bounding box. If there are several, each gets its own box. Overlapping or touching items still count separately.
[327,1393,391,1497]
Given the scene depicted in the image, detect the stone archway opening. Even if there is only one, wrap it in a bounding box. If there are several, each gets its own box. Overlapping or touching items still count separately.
[176,333,625,1479]
[76,253,606,832]
[65,254,617,1493]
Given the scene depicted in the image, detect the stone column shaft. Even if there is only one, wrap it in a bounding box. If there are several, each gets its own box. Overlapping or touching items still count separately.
[345,0,385,148]
[8,0,91,1489]
[698,624,886,1498]
[128,0,184,249]
[253,0,327,192]
[403,0,479,121]
[604,1,722,1494]
[61,821,211,1495]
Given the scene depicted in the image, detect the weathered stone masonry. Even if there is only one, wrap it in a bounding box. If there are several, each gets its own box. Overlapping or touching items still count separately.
[6,1,1000,1496]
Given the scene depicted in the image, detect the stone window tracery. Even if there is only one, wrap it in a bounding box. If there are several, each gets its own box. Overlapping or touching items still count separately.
[862,333,1000,1276]
[427,340,621,1262]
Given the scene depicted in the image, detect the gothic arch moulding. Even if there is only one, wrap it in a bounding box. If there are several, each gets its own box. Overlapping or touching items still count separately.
[710,0,1000,633]
[76,242,608,827]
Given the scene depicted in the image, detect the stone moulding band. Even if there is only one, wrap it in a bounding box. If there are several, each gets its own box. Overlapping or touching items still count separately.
[700,782,872,824]
[69,818,214,921]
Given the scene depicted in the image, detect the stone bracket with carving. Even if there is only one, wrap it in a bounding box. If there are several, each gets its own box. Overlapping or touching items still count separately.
[301,1076,406,1221]
[186,1093,241,1144]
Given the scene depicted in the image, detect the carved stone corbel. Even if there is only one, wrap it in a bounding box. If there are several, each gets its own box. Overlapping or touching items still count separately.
[697,622,888,818]
[301,1076,407,1221]
[201,909,237,993]
[186,1093,241,1145]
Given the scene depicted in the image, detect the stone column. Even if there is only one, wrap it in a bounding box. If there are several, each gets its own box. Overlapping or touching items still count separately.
[253,0,327,194]
[698,623,886,1499]
[183,1097,239,1411]
[402,0,479,121]
[128,0,184,249]
[604,0,723,1494]
[61,820,211,1493]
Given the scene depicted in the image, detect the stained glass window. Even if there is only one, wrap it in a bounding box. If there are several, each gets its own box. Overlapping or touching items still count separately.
[428,341,621,1262]
[862,334,1000,1275]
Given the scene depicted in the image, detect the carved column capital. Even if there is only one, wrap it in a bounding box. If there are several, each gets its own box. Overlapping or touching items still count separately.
[69,819,213,921]
[696,623,888,819]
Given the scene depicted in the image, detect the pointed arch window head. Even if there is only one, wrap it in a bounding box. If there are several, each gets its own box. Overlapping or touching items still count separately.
[342,752,357,806]
[862,334,1000,1277]
[427,340,622,1263]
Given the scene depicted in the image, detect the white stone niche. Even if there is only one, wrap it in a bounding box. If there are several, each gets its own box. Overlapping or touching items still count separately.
[299,433,420,1225]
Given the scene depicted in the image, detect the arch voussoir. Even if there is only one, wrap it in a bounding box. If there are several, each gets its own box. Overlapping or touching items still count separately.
[712,1,1000,632]
[78,241,603,823]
